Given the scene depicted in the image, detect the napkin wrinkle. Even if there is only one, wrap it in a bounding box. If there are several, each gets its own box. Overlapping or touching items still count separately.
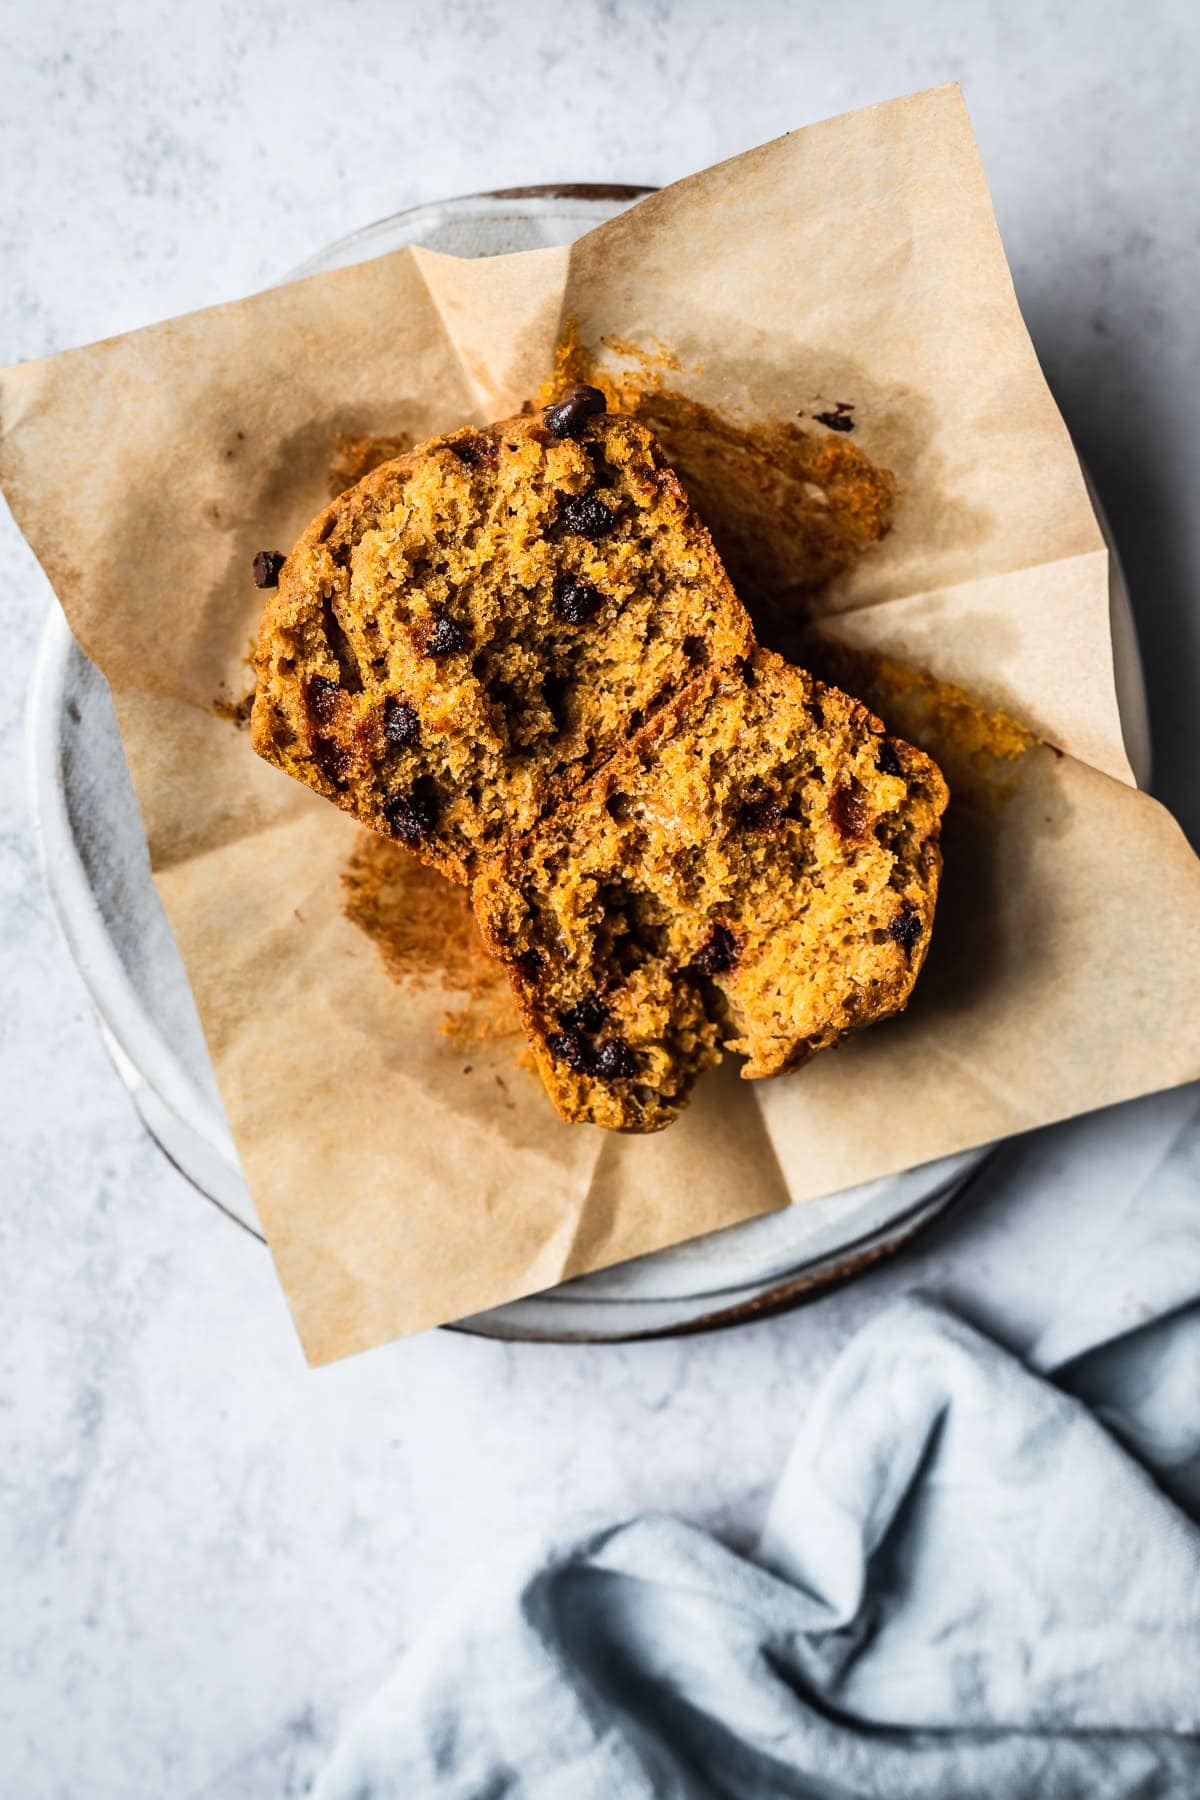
[1031,1089,1200,1373]
[315,1127,1200,1800]
[770,1296,1200,1734]
[1057,1309,1200,1516]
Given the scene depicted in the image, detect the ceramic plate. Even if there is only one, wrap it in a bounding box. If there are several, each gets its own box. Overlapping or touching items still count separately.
[26,187,1151,1342]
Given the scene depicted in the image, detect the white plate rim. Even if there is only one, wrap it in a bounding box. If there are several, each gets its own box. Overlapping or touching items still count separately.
[23,184,1151,1341]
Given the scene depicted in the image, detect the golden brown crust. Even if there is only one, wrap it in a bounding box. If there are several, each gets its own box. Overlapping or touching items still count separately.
[251,410,753,884]
[472,649,948,1130]
[251,401,947,1133]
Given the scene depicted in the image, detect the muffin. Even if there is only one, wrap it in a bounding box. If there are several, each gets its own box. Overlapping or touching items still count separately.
[472,649,948,1130]
[251,389,752,883]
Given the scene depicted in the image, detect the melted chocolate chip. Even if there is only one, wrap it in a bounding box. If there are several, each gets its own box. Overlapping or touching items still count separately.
[384,791,438,844]
[877,738,904,777]
[559,994,609,1035]
[547,1029,593,1074]
[888,908,923,955]
[738,786,787,833]
[449,432,497,467]
[593,1037,637,1080]
[252,550,286,588]
[312,737,351,784]
[560,492,616,539]
[513,948,544,982]
[543,384,608,439]
[553,575,603,624]
[305,675,341,728]
[384,698,421,747]
[546,1021,636,1080]
[814,402,855,432]
[691,923,738,977]
[424,613,468,657]
[830,780,872,839]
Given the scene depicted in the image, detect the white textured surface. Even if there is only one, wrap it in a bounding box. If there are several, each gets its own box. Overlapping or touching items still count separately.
[2,3,1198,1794]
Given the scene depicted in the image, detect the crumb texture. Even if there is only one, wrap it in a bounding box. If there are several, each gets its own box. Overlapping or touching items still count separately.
[252,409,752,882]
[473,649,948,1131]
[253,398,947,1133]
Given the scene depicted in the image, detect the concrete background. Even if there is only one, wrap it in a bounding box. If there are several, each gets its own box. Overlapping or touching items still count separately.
[2,2,1197,1792]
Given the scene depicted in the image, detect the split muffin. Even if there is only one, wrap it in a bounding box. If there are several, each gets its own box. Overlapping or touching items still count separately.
[472,650,948,1131]
[251,389,752,883]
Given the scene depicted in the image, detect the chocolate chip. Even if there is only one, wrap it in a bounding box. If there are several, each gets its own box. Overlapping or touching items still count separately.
[312,737,351,784]
[888,908,923,955]
[449,432,497,467]
[424,613,468,657]
[738,786,786,833]
[547,1029,593,1075]
[305,675,341,728]
[830,779,872,839]
[384,699,421,747]
[691,923,738,978]
[513,949,544,981]
[877,738,904,777]
[814,402,855,432]
[384,791,438,844]
[593,1038,637,1080]
[543,384,608,439]
[553,575,603,624]
[559,994,609,1035]
[560,492,616,539]
[252,550,286,588]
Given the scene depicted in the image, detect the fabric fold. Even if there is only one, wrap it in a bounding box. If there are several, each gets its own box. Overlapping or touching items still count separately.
[314,1092,1200,1796]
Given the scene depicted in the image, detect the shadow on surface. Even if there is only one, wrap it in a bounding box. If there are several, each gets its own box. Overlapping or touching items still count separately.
[1021,275,1200,848]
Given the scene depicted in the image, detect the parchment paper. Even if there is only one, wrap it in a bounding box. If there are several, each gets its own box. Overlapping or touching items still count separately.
[3,85,1199,1362]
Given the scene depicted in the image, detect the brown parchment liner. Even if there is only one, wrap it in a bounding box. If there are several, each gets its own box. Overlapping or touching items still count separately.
[3,86,1199,1362]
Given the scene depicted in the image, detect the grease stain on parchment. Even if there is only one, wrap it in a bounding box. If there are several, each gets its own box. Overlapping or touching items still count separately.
[340,833,526,1057]
[806,637,1037,810]
[327,430,415,496]
[213,688,255,729]
[540,323,899,624]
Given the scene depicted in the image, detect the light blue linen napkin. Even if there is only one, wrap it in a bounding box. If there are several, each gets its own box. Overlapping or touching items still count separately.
[315,1094,1200,1799]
